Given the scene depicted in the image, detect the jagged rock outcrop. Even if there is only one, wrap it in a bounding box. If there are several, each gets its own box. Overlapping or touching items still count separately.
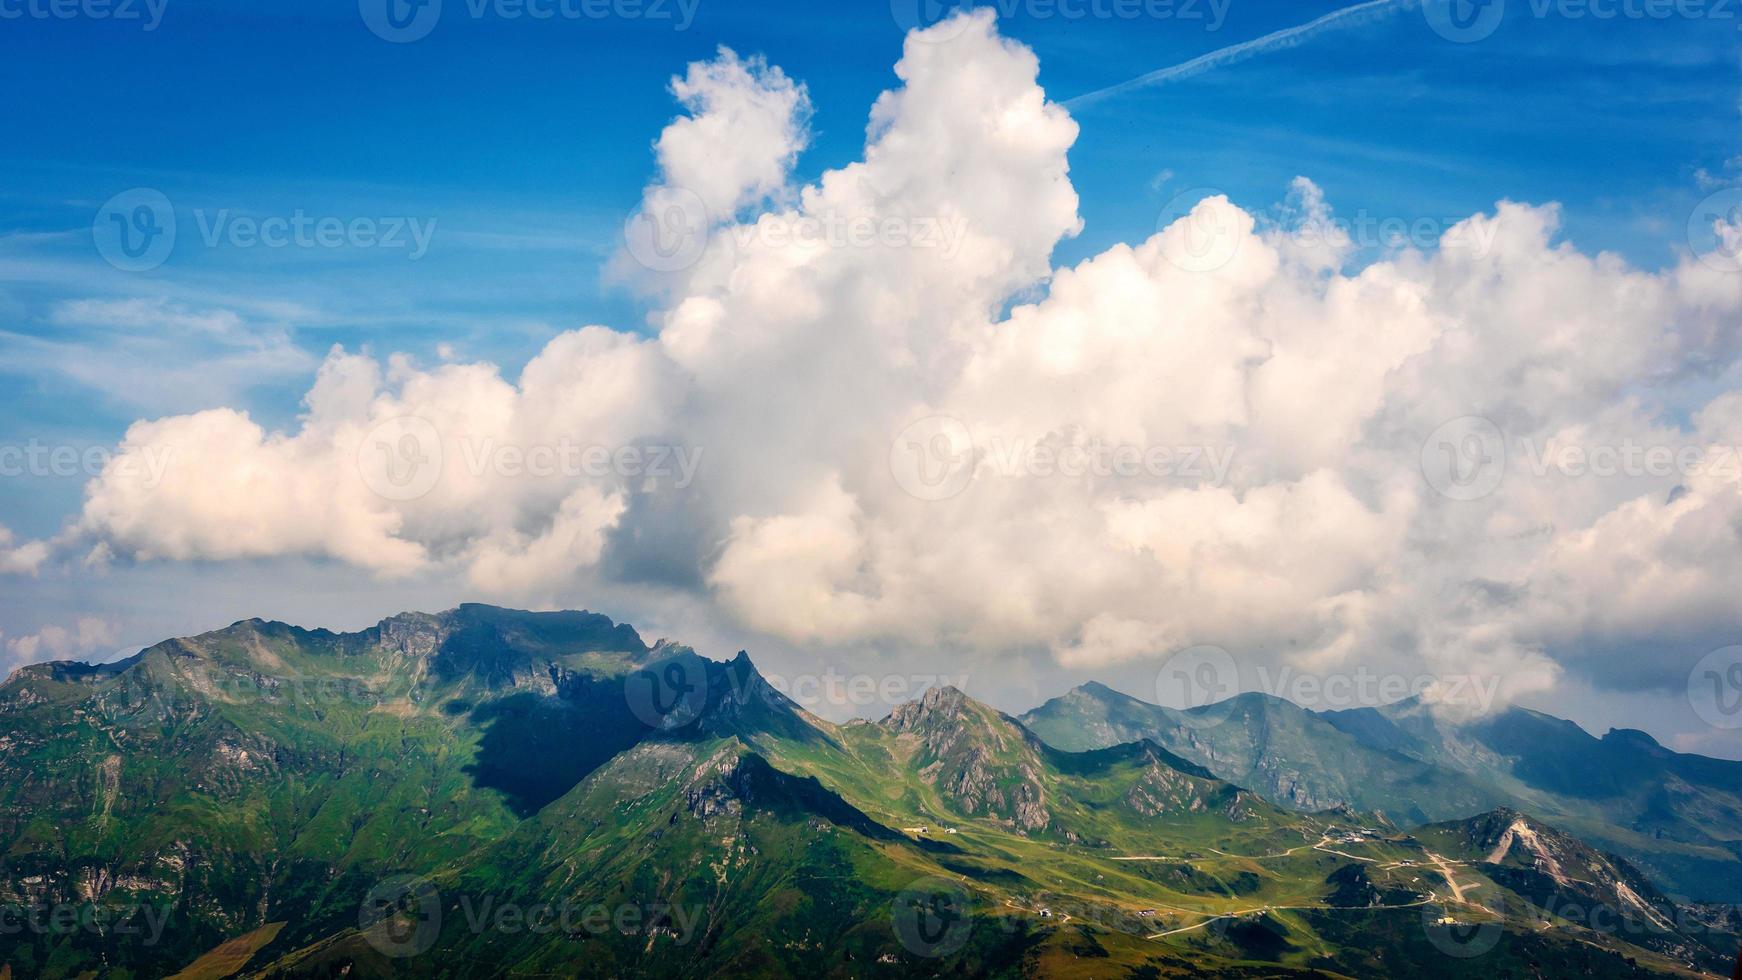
[885,687,1053,832]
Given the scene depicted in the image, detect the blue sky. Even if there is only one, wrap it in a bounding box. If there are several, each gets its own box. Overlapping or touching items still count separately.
[4,2,1734,475]
[4,0,1742,745]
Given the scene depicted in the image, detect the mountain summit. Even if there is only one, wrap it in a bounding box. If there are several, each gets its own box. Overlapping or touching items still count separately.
[1023,679,1742,904]
[2,606,1739,977]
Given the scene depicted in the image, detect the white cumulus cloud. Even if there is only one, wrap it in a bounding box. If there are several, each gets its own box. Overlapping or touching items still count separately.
[2,617,119,673]
[53,11,1742,711]
[0,526,49,576]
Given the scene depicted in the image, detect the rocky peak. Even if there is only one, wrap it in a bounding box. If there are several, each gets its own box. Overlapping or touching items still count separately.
[681,744,765,819]
[881,687,1053,832]
[371,605,650,690]
[883,685,972,731]
[374,610,448,658]
[1073,680,1125,701]
[695,653,790,727]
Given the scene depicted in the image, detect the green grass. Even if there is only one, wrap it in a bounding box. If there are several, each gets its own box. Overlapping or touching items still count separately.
[0,606,1729,978]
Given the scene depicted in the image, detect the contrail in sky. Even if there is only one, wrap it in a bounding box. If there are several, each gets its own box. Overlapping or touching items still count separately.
[1065,0,1405,109]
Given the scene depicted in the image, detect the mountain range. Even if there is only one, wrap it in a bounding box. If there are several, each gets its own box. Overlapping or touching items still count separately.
[1,604,1738,978]
[1021,680,1742,905]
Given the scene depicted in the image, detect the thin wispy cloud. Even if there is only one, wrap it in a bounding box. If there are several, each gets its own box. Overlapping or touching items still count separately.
[1066,0,1405,109]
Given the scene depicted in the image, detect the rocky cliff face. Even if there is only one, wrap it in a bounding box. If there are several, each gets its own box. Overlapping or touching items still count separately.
[1123,753,1252,820]
[884,687,1053,832]
[683,744,760,819]
[371,604,650,692]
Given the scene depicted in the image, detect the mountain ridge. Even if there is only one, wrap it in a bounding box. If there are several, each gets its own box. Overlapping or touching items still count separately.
[1027,680,1742,904]
[4,604,1741,977]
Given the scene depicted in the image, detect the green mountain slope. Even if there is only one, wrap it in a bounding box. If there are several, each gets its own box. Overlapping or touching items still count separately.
[1,605,1730,978]
[1024,681,1742,904]
[1020,684,1500,825]
[0,605,661,977]
[245,645,1369,977]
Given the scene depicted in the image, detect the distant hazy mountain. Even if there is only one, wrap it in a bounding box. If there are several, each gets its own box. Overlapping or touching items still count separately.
[1022,682,1742,903]
[1326,697,1742,905]
[1020,682,1501,823]
[1,606,1734,977]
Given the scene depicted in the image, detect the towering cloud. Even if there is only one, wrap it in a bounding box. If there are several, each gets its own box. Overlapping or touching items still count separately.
[65,11,1742,709]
